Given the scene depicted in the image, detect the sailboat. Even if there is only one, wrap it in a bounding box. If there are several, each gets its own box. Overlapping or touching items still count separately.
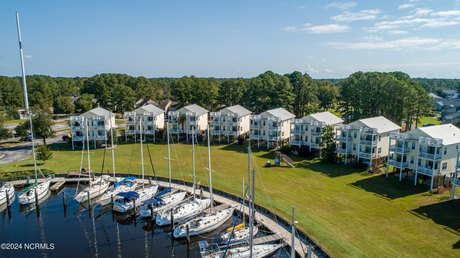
[199,143,283,258]
[97,114,137,205]
[155,129,210,226]
[0,183,15,206]
[112,115,157,212]
[173,127,234,238]
[74,118,110,203]
[15,12,51,205]
[139,122,186,218]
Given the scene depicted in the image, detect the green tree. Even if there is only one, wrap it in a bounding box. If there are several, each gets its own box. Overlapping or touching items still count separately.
[36,144,53,163]
[218,78,247,107]
[111,84,136,112]
[0,111,12,140]
[16,109,55,145]
[75,94,94,113]
[287,71,318,117]
[54,96,76,115]
[320,125,337,163]
[318,81,339,110]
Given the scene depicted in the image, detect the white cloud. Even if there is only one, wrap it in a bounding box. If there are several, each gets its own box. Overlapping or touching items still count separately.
[326,2,357,10]
[398,4,414,10]
[306,64,319,74]
[414,8,432,16]
[332,9,381,22]
[24,54,32,59]
[323,37,440,50]
[432,10,460,17]
[285,23,351,33]
[387,30,408,35]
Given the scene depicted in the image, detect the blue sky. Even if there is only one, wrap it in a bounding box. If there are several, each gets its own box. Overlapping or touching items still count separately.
[1,0,460,78]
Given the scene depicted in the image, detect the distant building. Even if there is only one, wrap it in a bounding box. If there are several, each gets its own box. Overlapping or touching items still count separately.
[210,105,252,142]
[168,104,209,142]
[70,107,116,149]
[336,116,401,169]
[387,124,460,189]
[249,108,295,149]
[124,104,165,142]
[135,98,157,109]
[290,111,343,153]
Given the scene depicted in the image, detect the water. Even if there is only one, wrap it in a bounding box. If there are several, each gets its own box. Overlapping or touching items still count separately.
[0,186,289,258]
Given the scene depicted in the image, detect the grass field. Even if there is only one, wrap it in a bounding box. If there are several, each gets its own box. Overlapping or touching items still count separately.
[419,115,442,126]
[1,142,459,257]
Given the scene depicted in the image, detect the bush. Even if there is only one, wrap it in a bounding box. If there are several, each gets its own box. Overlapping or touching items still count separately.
[36,145,53,163]
[279,145,292,155]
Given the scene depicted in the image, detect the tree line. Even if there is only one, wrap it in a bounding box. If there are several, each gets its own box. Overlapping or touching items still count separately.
[0,71,436,130]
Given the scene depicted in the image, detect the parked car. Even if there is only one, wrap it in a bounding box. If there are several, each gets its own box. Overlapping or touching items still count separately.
[20,135,32,142]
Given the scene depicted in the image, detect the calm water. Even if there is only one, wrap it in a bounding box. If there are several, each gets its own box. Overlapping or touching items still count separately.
[0,186,289,258]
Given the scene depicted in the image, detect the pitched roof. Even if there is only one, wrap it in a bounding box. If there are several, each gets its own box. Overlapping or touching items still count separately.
[83,107,114,118]
[136,104,164,116]
[428,93,443,99]
[305,111,343,126]
[181,104,208,115]
[418,124,460,145]
[353,116,401,133]
[264,108,295,121]
[221,105,252,116]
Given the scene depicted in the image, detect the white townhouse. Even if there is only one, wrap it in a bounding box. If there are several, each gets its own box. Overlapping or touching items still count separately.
[386,124,460,189]
[249,108,295,148]
[336,116,401,169]
[168,104,209,142]
[451,148,460,199]
[124,104,165,142]
[70,107,116,150]
[209,105,252,142]
[290,111,344,153]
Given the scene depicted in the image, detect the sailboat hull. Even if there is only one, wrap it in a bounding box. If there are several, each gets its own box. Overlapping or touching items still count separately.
[74,176,110,203]
[112,185,158,213]
[18,179,51,205]
[0,183,15,206]
[173,207,234,238]
[139,191,187,218]
[156,198,211,226]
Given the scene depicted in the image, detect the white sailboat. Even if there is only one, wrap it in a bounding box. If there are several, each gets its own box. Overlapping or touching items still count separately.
[74,118,110,203]
[97,116,138,205]
[139,122,186,218]
[112,115,157,212]
[0,182,15,206]
[155,129,210,226]
[200,243,285,258]
[15,12,51,205]
[173,127,234,238]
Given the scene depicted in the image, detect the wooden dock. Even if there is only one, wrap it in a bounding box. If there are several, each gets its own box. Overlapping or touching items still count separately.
[50,178,65,191]
[253,234,282,245]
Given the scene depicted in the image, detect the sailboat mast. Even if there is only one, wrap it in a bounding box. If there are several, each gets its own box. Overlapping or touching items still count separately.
[16,12,38,182]
[192,128,196,199]
[139,116,145,189]
[249,168,255,257]
[167,121,171,188]
[110,111,116,178]
[242,177,245,225]
[207,126,214,210]
[85,118,91,187]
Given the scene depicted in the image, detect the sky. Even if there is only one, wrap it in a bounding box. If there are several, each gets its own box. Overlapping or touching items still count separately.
[1,0,460,79]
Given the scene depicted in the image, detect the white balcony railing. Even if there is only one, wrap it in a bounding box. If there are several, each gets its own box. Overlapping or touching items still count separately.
[418,151,442,160]
[417,166,435,176]
[388,159,409,168]
[389,145,410,153]
[336,147,352,154]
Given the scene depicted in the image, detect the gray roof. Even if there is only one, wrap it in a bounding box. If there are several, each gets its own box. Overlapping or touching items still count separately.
[353,116,401,134]
[265,108,295,121]
[305,111,343,126]
[136,104,164,116]
[83,107,114,118]
[428,93,443,99]
[221,105,251,116]
[418,124,460,145]
[181,104,209,116]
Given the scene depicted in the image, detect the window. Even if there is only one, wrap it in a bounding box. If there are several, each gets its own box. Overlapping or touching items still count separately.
[354,132,357,138]
[418,159,421,166]
[412,142,416,150]
[305,136,308,142]
[282,131,285,137]
[378,147,382,154]
[444,147,447,155]
[410,156,414,164]
[353,143,356,151]
[379,135,381,141]
[442,162,447,170]
[305,125,308,131]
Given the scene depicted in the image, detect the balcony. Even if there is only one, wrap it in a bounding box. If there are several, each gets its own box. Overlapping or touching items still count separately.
[268,136,281,141]
[310,142,320,149]
[359,151,376,159]
[290,139,303,146]
[417,166,435,176]
[336,135,352,142]
[336,147,352,154]
[454,177,460,186]
[250,124,261,130]
[389,145,410,153]
[457,160,460,168]
[388,159,409,168]
[310,130,321,136]
[268,126,280,132]
[249,134,261,140]
[418,151,442,160]
[291,128,303,135]
[360,138,377,146]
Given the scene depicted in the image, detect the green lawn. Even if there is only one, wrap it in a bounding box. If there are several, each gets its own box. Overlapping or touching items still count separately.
[1,142,459,257]
[419,115,442,126]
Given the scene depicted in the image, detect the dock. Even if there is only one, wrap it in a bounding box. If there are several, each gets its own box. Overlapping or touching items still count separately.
[253,234,282,245]
[50,178,66,191]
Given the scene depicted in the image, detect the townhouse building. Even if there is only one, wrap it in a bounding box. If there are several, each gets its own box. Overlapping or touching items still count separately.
[124,104,165,142]
[386,124,460,189]
[70,107,116,149]
[249,108,295,148]
[290,111,343,153]
[168,104,208,142]
[209,105,251,142]
[336,116,401,169]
